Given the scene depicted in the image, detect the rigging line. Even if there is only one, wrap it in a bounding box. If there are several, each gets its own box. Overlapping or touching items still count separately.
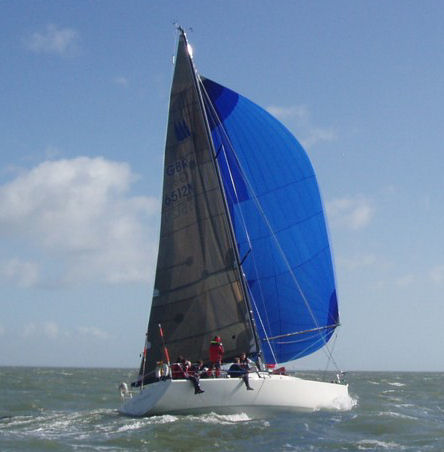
[202,100,277,366]
[265,324,339,341]
[287,333,330,360]
[324,329,342,372]
[239,248,252,266]
[185,34,262,358]
[322,331,338,380]
[171,24,180,66]
[283,327,341,373]
[199,82,276,359]
[199,84,253,253]
[215,144,223,158]
[248,285,279,365]
[246,252,275,359]
[199,84,273,341]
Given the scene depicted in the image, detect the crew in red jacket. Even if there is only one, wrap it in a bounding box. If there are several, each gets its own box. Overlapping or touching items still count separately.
[209,336,224,377]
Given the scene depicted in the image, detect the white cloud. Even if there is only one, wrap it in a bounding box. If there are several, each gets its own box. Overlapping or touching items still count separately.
[23,323,37,338]
[395,274,415,287]
[301,127,337,149]
[266,104,336,149]
[0,157,159,287]
[327,195,375,230]
[430,265,444,284]
[24,24,79,56]
[267,105,309,121]
[21,322,109,341]
[337,254,377,271]
[44,322,59,339]
[77,326,109,340]
[0,258,39,287]
[113,76,129,87]
[23,321,59,339]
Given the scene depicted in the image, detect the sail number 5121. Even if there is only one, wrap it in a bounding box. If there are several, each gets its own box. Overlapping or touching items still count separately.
[164,184,193,206]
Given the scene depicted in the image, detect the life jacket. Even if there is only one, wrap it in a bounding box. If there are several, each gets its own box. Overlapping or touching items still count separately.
[209,341,224,362]
[228,363,244,378]
[171,363,186,379]
[239,358,249,370]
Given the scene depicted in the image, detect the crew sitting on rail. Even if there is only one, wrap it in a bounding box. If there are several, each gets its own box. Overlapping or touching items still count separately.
[190,359,209,379]
[171,356,188,379]
[240,352,257,371]
[228,357,254,390]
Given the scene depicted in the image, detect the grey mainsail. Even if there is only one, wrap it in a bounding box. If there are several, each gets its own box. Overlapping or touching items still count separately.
[140,33,255,380]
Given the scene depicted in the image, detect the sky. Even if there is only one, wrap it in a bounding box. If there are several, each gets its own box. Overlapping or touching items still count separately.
[1,1,444,371]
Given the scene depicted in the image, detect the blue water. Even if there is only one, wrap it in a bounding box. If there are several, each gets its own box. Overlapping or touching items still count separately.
[1,367,443,451]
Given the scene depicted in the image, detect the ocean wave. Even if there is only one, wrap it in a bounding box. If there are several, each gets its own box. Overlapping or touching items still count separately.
[115,417,176,432]
[376,411,418,420]
[0,409,117,440]
[189,412,253,424]
[387,382,406,387]
[144,414,179,425]
[357,439,406,450]
[331,393,358,411]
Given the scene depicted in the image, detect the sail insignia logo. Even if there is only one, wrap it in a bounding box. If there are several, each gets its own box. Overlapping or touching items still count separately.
[174,119,191,141]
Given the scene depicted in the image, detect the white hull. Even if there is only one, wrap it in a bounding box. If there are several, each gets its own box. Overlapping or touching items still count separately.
[119,373,353,417]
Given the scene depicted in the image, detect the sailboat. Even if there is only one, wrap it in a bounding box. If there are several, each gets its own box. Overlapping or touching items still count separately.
[119,28,352,417]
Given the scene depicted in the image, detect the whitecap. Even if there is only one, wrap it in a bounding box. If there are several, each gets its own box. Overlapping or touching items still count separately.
[387,382,405,387]
[377,411,418,420]
[329,393,358,411]
[144,414,178,424]
[190,412,252,424]
[116,420,147,432]
[357,439,406,450]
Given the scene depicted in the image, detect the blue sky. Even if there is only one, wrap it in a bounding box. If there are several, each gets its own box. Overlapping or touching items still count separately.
[1,1,443,371]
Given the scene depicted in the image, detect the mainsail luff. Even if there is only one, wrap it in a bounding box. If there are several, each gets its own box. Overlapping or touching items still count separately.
[140,32,256,380]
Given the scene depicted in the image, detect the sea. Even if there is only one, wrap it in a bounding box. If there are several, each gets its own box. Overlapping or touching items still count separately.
[1,367,443,451]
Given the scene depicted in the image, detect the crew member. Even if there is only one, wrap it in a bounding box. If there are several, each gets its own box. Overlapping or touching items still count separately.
[209,336,224,377]
[172,356,205,394]
[228,357,254,390]
[154,360,170,381]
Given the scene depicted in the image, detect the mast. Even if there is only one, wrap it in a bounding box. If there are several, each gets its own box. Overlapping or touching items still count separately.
[178,28,263,364]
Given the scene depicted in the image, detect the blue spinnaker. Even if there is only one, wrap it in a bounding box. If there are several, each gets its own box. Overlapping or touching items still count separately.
[202,78,339,364]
